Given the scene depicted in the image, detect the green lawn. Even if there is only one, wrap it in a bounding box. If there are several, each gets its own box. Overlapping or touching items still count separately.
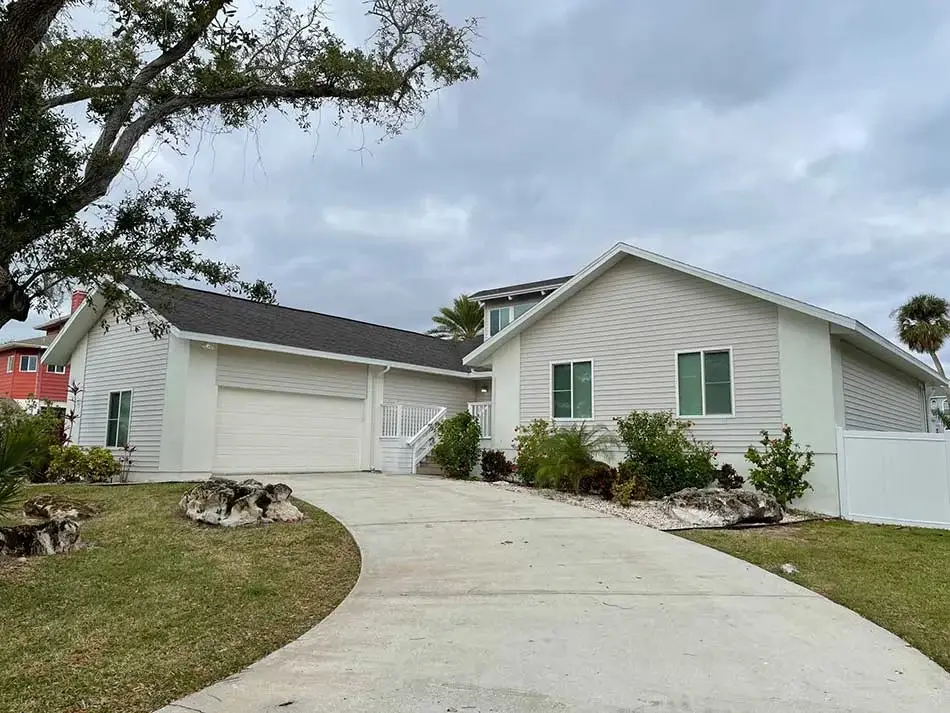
[0,483,361,713]
[679,520,950,671]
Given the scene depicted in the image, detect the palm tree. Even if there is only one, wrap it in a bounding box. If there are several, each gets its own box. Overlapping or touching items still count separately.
[427,294,484,342]
[0,421,43,516]
[892,294,950,378]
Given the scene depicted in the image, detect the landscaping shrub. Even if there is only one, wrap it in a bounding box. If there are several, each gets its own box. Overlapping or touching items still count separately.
[614,411,717,497]
[0,420,46,515]
[615,460,650,502]
[512,419,554,486]
[86,447,122,483]
[431,411,482,479]
[535,423,617,494]
[580,460,617,499]
[745,425,814,508]
[48,444,121,483]
[480,449,514,482]
[611,478,637,507]
[0,399,64,482]
[716,463,744,490]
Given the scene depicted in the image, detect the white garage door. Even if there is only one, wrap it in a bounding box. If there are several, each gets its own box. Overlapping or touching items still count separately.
[214,387,364,473]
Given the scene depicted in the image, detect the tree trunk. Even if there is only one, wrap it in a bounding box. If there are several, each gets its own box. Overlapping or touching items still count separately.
[0,0,67,146]
[0,263,28,328]
[929,350,946,379]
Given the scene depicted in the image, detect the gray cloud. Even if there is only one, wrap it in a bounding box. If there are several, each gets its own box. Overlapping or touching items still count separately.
[5,0,950,367]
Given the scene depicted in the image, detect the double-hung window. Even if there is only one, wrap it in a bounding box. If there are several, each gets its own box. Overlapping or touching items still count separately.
[106,390,133,447]
[551,360,593,419]
[489,302,538,336]
[676,349,733,417]
[19,355,37,372]
[46,364,66,374]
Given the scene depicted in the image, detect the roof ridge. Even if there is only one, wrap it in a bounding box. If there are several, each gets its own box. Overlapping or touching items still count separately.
[131,279,462,345]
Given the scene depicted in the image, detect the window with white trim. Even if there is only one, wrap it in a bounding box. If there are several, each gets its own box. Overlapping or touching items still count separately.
[488,301,538,336]
[106,390,132,447]
[551,360,593,419]
[5,356,12,373]
[677,349,733,416]
[46,364,66,374]
[19,355,37,372]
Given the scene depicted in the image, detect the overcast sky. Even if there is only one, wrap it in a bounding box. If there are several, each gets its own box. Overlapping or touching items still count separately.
[4,0,950,363]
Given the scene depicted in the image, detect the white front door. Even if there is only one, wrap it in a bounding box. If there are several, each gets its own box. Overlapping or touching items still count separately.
[213,387,364,473]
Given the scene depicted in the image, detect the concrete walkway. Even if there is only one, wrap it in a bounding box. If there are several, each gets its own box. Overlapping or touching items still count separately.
[159,473,950,713]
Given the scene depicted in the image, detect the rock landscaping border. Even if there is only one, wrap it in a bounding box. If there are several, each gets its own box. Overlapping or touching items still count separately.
[490,481,815,530]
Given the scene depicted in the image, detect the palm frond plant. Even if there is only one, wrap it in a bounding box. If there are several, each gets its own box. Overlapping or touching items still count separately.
[536,422,618,494]
[0,421,44,517]
[427,294,484,342]
[892,294,950,378]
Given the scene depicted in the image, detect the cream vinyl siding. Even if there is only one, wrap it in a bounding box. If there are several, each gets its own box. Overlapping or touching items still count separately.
[383,368,476,415]
[840,341,926,432]
[216,346,367,398]
[77,312,169,471]
[519,256,782,453]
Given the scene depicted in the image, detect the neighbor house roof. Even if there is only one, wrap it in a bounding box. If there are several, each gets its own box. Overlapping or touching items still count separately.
[463,242,947,386]
[33,315,69,332]
[44,278,483,376]
[470,275,573,301]
[0,335,52,352]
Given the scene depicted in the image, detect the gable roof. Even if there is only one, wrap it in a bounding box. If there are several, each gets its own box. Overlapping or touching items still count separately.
[470,275,573,301]
[463,242,946,386]
[46,278,482,376]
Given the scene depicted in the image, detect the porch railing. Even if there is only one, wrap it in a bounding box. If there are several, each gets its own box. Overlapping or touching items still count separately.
[407,407,448,474]
[381,404,444,439]
[468,401,492,439]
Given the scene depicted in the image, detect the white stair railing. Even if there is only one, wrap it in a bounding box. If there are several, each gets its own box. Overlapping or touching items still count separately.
[407,407,448,474]
[468,401,492,439]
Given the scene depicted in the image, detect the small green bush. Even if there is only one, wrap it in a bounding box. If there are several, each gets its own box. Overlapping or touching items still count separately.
[614,410,717,497]
[745,425,814,508]
[480,449,513,482]
[86,447,122,483]
[535,423,617,494]
[48,444,121,483]
[431,411,482,479]
[615,460,650,502]
[512,419,554,486]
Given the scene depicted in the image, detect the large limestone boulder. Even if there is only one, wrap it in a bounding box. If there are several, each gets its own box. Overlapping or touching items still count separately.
[23,494,98,521]
[662,487,783,528]
[0,519,81,556]
[179,478,304,527]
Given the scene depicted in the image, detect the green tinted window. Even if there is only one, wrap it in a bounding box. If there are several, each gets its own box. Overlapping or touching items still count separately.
[677,352,703,416]
[552,364,573,418]
[703,351,732,415]
[551,361,592,418]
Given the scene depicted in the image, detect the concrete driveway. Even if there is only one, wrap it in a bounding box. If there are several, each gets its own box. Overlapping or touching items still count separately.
[159,473,950,713]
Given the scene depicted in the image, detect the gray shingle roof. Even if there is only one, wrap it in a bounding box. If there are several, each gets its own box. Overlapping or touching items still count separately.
[470,275,573,300]
[126,279,480,373]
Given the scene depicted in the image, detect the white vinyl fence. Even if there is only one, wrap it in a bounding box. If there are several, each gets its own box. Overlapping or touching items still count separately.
[836,428,950,529]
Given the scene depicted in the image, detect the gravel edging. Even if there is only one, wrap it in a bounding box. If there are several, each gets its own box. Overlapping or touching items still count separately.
[489,480,816,531]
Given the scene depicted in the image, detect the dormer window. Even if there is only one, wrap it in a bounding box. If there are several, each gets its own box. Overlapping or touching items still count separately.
[489,302,538,336]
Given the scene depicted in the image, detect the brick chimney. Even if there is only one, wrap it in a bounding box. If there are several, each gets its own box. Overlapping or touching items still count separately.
[71,289,88,313]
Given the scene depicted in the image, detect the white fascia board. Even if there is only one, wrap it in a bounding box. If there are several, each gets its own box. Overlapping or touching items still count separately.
[176,330,489,380]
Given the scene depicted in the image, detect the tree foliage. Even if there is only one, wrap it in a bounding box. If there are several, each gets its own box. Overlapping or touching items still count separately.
[892,294,950,378]
[0,0,478,327]
[427,293,483,341]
